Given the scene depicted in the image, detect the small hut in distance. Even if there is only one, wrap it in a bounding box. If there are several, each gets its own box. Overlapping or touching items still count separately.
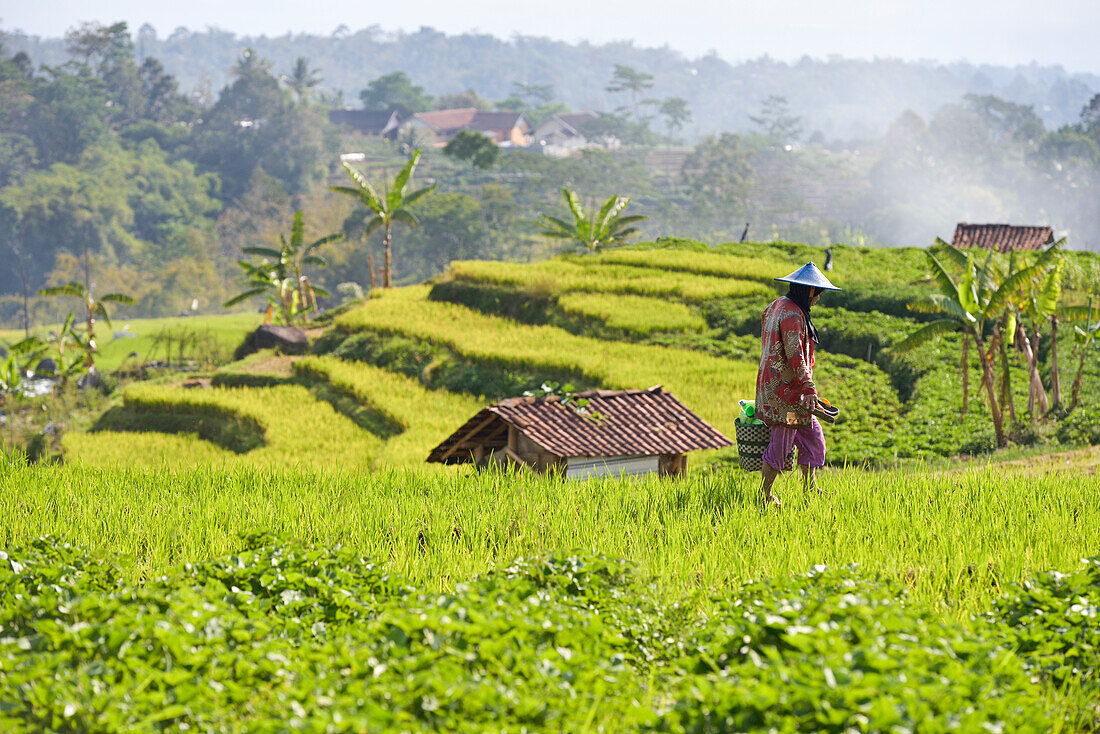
[952,223,1055,253]
[427,387,732,479]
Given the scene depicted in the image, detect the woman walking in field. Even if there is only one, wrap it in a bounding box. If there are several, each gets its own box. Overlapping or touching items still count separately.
[755,262,840,507]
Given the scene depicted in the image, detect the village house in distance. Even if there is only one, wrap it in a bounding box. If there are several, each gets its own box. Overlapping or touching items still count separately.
[329,107,614,156]
[398,109,531,147]
[531,111,616,157]
[428,387,732,479]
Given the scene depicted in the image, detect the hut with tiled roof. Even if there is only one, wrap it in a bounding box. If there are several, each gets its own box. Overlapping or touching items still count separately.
[952,223,1055,253]
[427,386,732,478]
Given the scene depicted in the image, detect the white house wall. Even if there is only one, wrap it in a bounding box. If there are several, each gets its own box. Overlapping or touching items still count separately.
[565,455,660,480]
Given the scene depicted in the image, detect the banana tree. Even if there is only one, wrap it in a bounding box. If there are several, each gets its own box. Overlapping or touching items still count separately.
[17,313,94,385]
[897,244,1047,447]
[36,282,135,354]
[1065,297,1099,410]
[1007,240,1065,416]
[0,353,24,452]
[224,211,342,324]
[0,337,49,450]
[330,150,435,288]
[539,188,648,253]
[926,240,997,418]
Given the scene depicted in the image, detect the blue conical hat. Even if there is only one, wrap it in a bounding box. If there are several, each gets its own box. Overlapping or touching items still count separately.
[774,262,841,291]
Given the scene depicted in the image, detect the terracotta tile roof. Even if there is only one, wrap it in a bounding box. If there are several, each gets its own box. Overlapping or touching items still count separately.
[555,112,600,133]
[427,387,732,464]
[952,223,1054,252]
[328,109,401,135]
[411,109,530,134]
[468,111,530,132]
[412,108,478,132]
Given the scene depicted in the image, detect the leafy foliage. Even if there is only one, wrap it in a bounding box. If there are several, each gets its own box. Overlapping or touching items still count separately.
[442,129,499,169]
[358,71,433,116]
[224,210,341,324]
[538,187,647,253]
[0,535,1094,730]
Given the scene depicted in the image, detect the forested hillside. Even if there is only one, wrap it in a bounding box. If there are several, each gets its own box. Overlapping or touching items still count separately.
[1,22,1099,329]
[4,23,1098,138]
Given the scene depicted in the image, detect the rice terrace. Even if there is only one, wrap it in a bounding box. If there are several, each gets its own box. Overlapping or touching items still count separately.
[2,11,1100,733]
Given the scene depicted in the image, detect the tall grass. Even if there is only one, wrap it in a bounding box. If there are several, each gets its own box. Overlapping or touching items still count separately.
[4,459,1098,616]
[294,356,484,466]
[447,259,771,302]
[62,431,236,468]
[337,286,758,432]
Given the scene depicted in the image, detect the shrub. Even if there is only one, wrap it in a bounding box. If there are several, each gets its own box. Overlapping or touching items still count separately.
[0,539,1072,732]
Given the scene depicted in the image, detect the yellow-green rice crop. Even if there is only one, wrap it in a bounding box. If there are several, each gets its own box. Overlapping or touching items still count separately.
[4,459,1099,616]
[586,248,784,283]
[556,292,706,335]
[65,383,383,469]
[62,430,236,468]
[294,356,485,466]
[337,287,757,433]
[447,259,770,302]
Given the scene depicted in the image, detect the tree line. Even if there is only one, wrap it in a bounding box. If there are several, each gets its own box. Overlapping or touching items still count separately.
[2,22,1100,334]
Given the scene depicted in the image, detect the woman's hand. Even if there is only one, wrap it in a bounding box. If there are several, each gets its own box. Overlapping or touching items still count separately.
[801,393,819,413]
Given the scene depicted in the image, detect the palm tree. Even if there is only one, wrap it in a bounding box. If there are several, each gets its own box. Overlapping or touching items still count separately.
[538,188,647,253]
[281,57,321,103]
[895,244,1047,446]
[37,282,135,354]
[224,210,342,323]
[330,150,436,288]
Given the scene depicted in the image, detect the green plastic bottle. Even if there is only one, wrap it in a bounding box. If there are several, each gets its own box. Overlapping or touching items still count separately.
[737,399,763,425]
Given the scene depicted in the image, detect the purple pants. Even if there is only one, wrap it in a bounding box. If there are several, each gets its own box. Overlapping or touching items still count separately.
[763,417,827,470]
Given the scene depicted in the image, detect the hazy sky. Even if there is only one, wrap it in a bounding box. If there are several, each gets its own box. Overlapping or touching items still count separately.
[2,0,1098,73]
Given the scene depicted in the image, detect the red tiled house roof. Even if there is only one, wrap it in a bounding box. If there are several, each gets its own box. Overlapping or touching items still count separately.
[952,223,1054,252]
[412,108,479,132]
[427,387,732,465]
[467,111,530,133]
[411,109,530,141]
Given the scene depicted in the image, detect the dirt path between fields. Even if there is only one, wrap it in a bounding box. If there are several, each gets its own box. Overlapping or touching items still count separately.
[949,446,1100,476]
[238,353,300,378]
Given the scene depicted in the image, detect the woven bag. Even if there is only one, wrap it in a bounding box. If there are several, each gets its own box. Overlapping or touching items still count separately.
[735,423,796,472]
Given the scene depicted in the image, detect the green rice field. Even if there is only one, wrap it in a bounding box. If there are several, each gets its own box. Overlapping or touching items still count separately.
[1,312,261,373]
[2,456,1099,731]
[5,241,1099,730]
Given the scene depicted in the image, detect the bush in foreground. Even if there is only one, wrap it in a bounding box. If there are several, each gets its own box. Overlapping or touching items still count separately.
[2,537,1095,731]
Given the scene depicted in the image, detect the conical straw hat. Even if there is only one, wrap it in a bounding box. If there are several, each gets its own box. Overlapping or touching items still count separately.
[774,262,841,291]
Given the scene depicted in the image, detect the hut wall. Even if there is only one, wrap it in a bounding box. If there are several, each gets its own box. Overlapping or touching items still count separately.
[565,455,659,480]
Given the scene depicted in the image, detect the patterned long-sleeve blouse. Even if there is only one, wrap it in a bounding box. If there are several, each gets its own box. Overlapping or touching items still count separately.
[755,296,817,427]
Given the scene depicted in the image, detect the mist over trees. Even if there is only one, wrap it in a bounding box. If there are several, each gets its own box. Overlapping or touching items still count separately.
[3,23,1098,139]
[0,21,1098,328]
